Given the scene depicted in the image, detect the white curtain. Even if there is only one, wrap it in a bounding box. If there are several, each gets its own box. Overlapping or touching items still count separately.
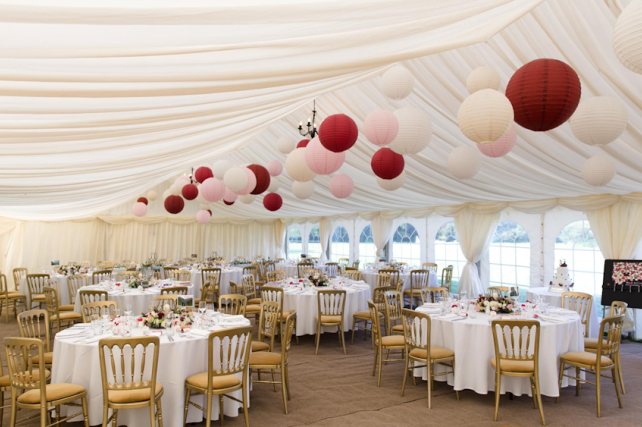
[371,214,394,258]
[319,217,332,262]
[454,209,500,296]
[275,220,286,259]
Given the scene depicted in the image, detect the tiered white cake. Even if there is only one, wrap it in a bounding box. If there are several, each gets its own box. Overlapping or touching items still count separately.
[549,260,574,292]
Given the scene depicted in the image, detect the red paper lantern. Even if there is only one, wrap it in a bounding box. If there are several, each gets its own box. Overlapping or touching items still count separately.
[224,200,235,206]
[207,209,212,216]
[319,114,358,153]
[297,139,310,148]
[247,164,271,195]
[371,148,404,179]
[505,58,581,132]
[263,193,283,211]
[181,183,198,200]
[164,195,185,214]
[194,166,214,183]
[137,197,148,205]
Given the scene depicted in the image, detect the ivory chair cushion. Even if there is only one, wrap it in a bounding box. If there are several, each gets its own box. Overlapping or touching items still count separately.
[108,383,163,403]
[377,335,405,346]
[185,373,240,390]
[354,310,383,319]
[246,305,261,313]
[315,315,342,323]
[583,338,610,349]
[7,292,26,299]
[251,341,270,352]
[58,304,75,312]
[18,383,85,404]
[561,351,613,367]
[31,295,46,301]
[249,352,281,365]
[31,352,54,365]
[410,347,455,360]
[248,298,261,305]
[491,358,535,373]
[50,312,82,322]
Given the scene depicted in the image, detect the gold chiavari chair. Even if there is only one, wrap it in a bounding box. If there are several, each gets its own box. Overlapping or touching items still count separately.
[252,300,279,353]
[487,286,511,298]
[267,270,286,282]
[265,261,276,275]
[440,266,454,292]
[91,270,112,285]
[297,262,314,278]
[43,287,81,336]
[343,270,362,281]
[206,272,222,305]
[261,286,297,343]
[302,269,323,278]
[78,289,108,306]
[275,258,285,263]
[557,315,624,418]
[115,271,136,282]
[17,309,53,369]
[244,265,265,290]
[421,263,438,273]
[379,269,400,290]
[160,258,173,266]
[81,301,118,323]
[160,286,189,296]
[26,274,49,310]
[153,295,178,311]
[491,319,543,424]
[377,273,392,289]
[420,287,448,304]
[219,294,247,317]
[79,261,91,268]
[201,266,220,291]
[46,278,73,312]
[171,270,191,282]
[401,308,458,407]
[369,301,405,387]
[229,281,241,295]
[126,265,138,271]
[352,260,360,270]
[396,278,405,294]
[1,273,25,323]
[403,270,430,308]
[0,351,10,426]
[5,337,88,427]
[338,258,350,268]
[344,267,358,271]
[249,312,297,414]
[241,274,262,323]
[252,261,267,283]
[315,290,347,355]
[196,282,216,306]
[351,286,389,346]
[561,292,593,338]
[385,290,404,336]
[12,268,28,292]
[67,274,89,305]
[162,266,178,280]
[325,262,341,278]
[584,301,627,394]
[183,326,252,427]
[98,261,114,269]
[98,336,163,427]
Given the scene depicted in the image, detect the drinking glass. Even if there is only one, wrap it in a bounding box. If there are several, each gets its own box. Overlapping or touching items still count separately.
[469,301,477,318]
[124,303,132,317]
[101,307,110,322]
[91,319,102,336]
[199,301,206,316]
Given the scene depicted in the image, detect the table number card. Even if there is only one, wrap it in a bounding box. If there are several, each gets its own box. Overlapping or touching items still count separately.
[178,295,194,308]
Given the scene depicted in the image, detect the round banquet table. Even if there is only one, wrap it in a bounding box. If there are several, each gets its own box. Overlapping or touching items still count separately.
[412,308,583,397]
[526,287,599,338]
[52,318,251,426]
[276,262,327,278]
[73,283,194,316]
[188,267,244,299]
[275,280,370,336]
[20,270,122,307]
[359,270,438,292]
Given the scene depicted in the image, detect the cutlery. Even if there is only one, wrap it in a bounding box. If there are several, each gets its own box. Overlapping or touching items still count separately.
[451,317,468,322]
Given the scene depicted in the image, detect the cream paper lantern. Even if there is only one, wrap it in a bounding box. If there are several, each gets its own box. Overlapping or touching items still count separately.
[267,179,280,193]
[389,107,433,155]
[582,156,616,186]
[447,146,482,179]
[376,170,406,191]
[381,65,414,100]
[570,97,628,146]
[292,180,314,199]
[146,190,158,202]
[162,189,171,200]
[466,66,501,94]
[613,0,642,74]
[457,88,513,143]
[169,183,180,196]
[213,160,233,180]
[223,167,248,192]
[277,136,296,154]
[285,147,317,182]
[239,194,256,204]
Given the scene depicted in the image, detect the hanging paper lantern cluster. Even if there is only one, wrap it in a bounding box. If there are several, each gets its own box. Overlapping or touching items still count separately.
[377,170,406,191]
[137,197,148,205]
[181,183,199,201]
[297,139,310,148]
[267,179,280,193]
[505,58,581,132]
[286,148,317,182]
[447,146,482,179]
[131,202,147,217]
[200,178,226,202]
[196,209,211,224]
[582,156,616,187]
[390,107,432,155]
[277,136,296,154]
[466,66,501,94]
[364,110,399,147]
[164,195,185,214]
[194,166,213,183]
[235,168,257,196]
[304,136,345,175]
[247,164,270,195]
[292,181,314,199]
[477,126,516,158]
[213,160,233,180]
[613,1,642,75]
[319,114,358,153]
[239,194,256,204]
[570,97,628,146]
[330,174,354,199]
[458,88,513,143]
[223,167,248,192]
[146,191,157,202]
[263,193,283,211]
[267,160,283,177]
[371,148,404,180]
[381,65,414,100]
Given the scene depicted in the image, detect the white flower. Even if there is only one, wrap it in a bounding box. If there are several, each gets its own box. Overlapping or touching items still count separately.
[483,301,489,307]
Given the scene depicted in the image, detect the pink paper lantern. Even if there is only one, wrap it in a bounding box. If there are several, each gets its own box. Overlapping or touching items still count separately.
[304,136,345,175]
[196,209,211,224]
[131,202,147,217]
[200,178,226,202]
[477,126,517,158]
[267,160,283,177]
[330,174,354,199]
[235,167,257,195]
[364,110,399,146]
[223,188,238,203]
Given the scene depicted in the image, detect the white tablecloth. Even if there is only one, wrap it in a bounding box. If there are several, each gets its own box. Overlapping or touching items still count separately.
[20,271,124,306]
[52,320,251,426]
[526,287,599,338]
[276,263,326,278]
[413,309,583,397]
[73,284,194,317]
[188,268,244,299]
[278,281,370,336]
[359,270,438,292]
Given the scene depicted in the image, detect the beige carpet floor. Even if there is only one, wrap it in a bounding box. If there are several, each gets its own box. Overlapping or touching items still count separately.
[1,317,641,427]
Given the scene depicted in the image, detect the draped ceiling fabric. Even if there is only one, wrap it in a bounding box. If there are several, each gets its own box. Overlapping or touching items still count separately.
[0,0,641,222]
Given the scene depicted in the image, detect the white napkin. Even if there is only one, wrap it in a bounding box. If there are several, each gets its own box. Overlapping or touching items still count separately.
[441,313,458,320]
[421,303,441,308]
[82,332,112,344]
[350,284,370,289]
[57,328,90,337]
[548,308,577,317]
[188,329,211,337]
[221,315,246,322]
[417,307,441,315]
[538,314,568,323]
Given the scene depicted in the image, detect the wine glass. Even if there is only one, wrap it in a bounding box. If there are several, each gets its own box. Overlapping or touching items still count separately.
[124,303,132,317]
[198,301,206,316]
[101,306,110,322]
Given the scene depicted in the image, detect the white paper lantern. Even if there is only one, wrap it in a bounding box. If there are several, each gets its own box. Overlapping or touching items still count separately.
[213,160,233,180]
[239,194,256,204]
[169,184,180,196]
[223,167,248,192]
[267,179,280,193]
[199,203,211,210]
[292,181,314,199]
[363,110,399,147]
[174,179,188,192]
[447,146,482,179]
[376,170,406,191]
[613,0,642,74]
[285,147,317,182]
[457,89,513,143]
[234,167,257,196]
[162,189,172,200]
[195,191,208,205]
[277,136,296,154]
[466,66,501,94]
[389,107,432,155]
[570,97,628,146]
[175,175,189,183]
[146,190,158,202]
[381,65,414,100]
[582,156,616,186]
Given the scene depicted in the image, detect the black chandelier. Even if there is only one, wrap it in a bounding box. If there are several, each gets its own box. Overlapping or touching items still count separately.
[298,100,321,139]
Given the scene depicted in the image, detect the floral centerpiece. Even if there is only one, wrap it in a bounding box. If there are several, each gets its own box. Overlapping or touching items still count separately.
[141,257,162,268]
[475,295,514,314]
[57,265,86,276]
[140,306,194,329]
[230,260,249,266]
[128,276,151,289]
[308,274,329,287]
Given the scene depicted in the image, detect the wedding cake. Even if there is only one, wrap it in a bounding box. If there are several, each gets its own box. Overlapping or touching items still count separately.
[549,260,574,292]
